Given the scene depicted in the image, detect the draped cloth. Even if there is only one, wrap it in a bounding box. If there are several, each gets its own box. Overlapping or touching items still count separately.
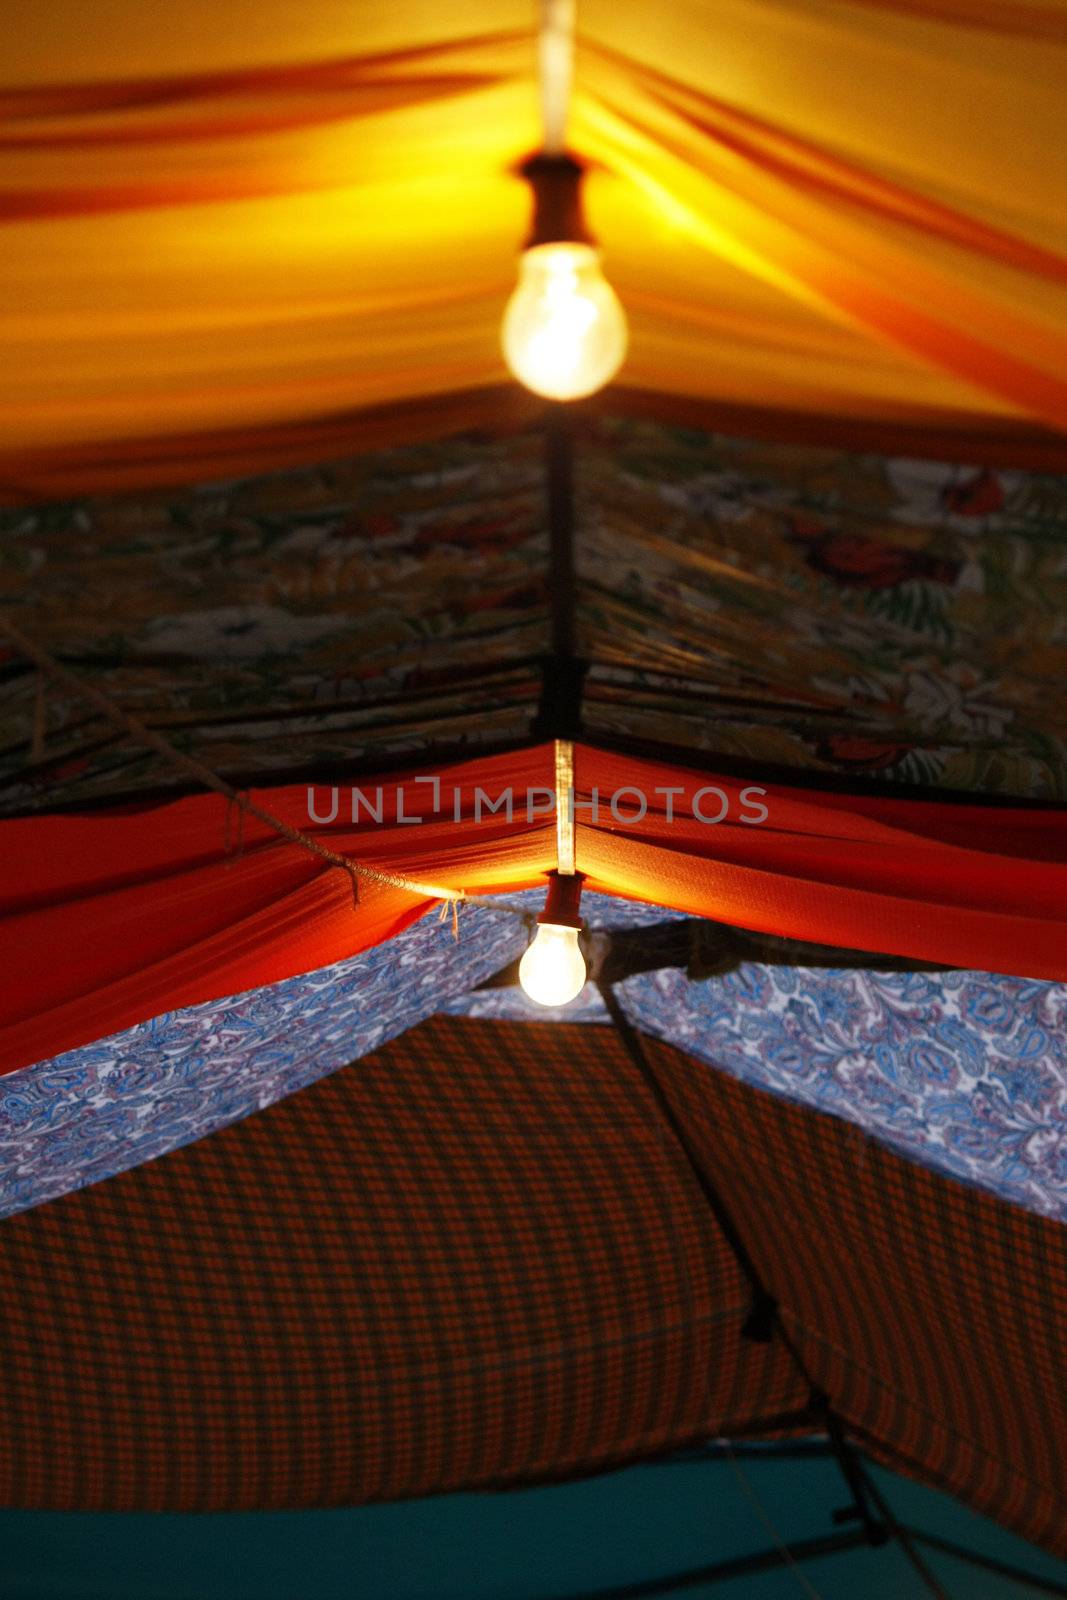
[7,892,1067,1224]
[3,741,1067,1077]
[0,1014,1064,1561]
[2,1,1067,496]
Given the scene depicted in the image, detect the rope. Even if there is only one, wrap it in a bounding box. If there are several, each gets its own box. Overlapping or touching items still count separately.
[0,612,535,922]
[723,1441,827,1600]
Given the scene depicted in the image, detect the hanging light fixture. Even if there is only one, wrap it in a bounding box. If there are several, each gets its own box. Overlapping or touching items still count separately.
[519,869,588,1006]
[518,743,587,1007]
[501,2,628,400]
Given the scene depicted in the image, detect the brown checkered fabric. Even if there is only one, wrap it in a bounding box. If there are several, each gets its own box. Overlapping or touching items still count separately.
[643,1035,1067,1558]
[0,1016,802,1511]
[2,1015,1063,1552]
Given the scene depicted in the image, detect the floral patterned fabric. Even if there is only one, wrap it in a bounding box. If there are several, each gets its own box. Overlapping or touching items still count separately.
[3,417,1067,1224]
[0,428,547,812]
[4,416,1067,810]
[625,967,1067,1219]
[580,418,1067,798]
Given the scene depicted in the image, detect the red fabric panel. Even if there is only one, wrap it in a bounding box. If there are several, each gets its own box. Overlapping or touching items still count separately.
[2,740,1067,1076]
[575,746,1067,979]
[0,746,556,1077]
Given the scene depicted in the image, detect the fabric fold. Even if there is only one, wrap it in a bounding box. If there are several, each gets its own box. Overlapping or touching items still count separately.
[3,740,1066,1076]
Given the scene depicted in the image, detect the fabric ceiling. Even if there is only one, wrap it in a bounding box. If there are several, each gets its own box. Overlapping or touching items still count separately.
[2,1,1067,492]
[3,5,1066,1571]
[7,889,1066,1227]
[5,417,1067,815]
[1,1013,1063,1562]
[6,740,1067,1078]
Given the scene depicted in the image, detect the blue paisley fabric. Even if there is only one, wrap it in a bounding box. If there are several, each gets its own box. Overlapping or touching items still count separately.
[0,893,677,1219]
[4,891,1065,1224]
[448,949,1067,1224]
[0,901,531,1219]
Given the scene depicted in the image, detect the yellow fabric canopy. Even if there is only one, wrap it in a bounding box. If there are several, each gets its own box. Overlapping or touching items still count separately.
[2,0,1066,491]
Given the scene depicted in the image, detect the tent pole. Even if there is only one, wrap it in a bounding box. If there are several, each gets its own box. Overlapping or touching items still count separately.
[849,1456,954,1599]
[546,400,575,662]
[598,978,966,1596]
[810,1396,889,1550]
[540,1527,871,1599]
[903,1529,1067,1597]
[596,980,779,1340]
[534,402,586,739]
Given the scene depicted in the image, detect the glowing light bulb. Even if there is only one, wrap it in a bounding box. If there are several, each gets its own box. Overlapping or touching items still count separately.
[518,921,588,1007]
[502,242,628,401]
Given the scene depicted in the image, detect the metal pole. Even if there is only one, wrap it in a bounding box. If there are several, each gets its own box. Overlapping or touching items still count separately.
[542,1528,871,1599]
